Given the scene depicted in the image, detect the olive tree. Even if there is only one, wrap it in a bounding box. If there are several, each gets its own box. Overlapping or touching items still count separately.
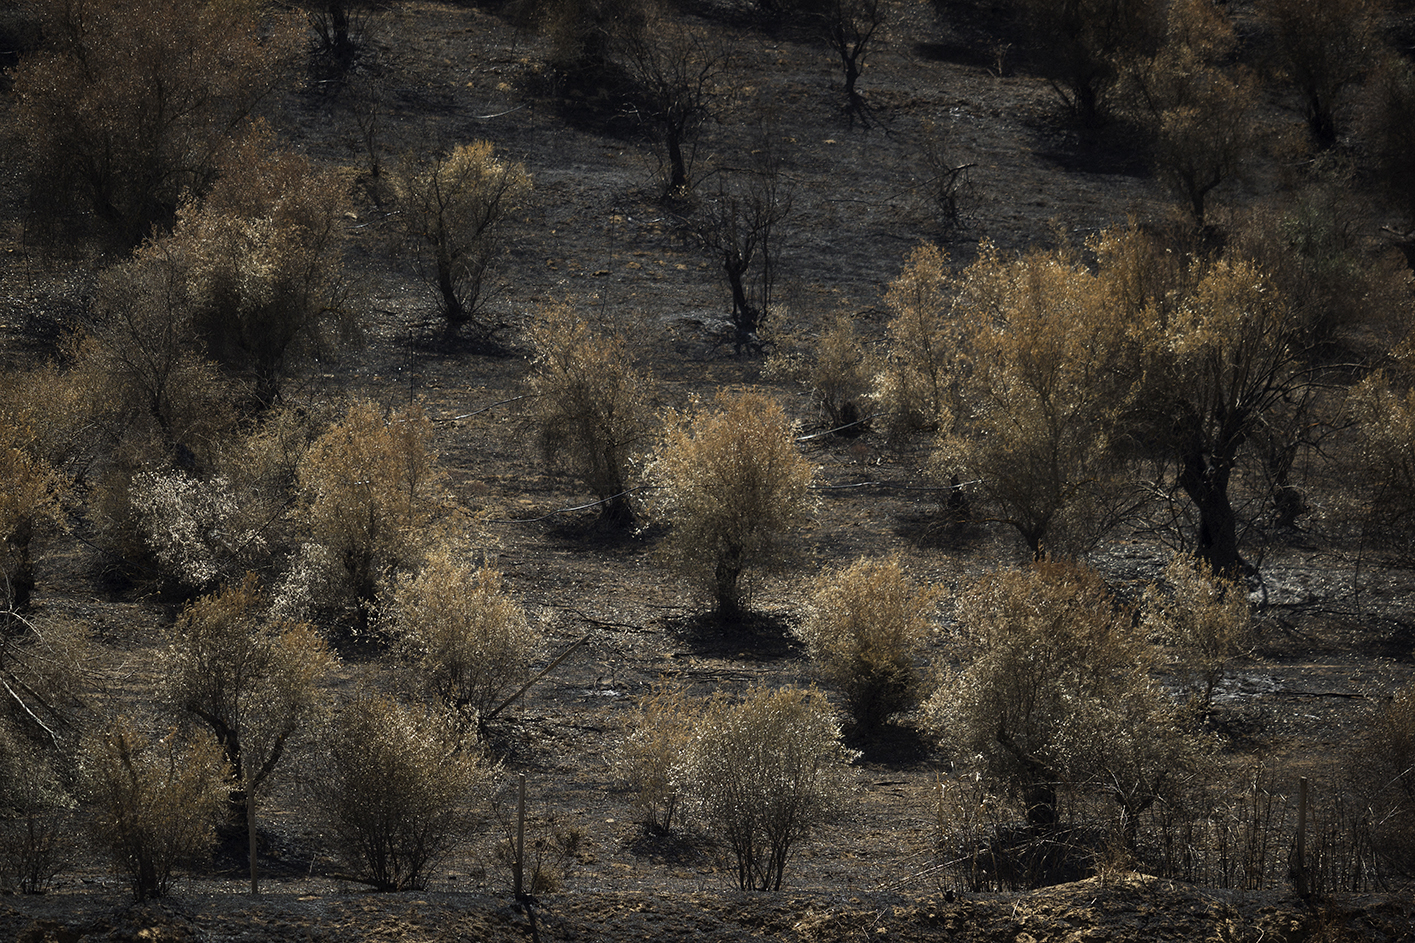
[525,304,654,527]
[926,559,1209,841]
[818,0,884,110]
[925,223,1333,576]
[387,547,539,726]
[1014,0,1165,127]
[675,685,857,891]
[161,575,334,825]
[1133,0,1257,225]
[927,240,1146,558]
[873,242,956,438]
[172,127,354,408]
[400,141,531,340]
[648,389,815,620]
[291,399,448,631]
[694,161,792,350]
[1127,253,1309,576]
[320,693,496,891]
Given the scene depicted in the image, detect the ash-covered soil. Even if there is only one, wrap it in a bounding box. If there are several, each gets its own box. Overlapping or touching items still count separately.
[3,1,1415,940]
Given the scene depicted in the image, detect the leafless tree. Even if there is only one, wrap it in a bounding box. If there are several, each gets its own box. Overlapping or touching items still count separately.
[620,10,726,198]
[694,157,792,350]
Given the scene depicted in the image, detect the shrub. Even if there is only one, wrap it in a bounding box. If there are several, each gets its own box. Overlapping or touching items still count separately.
[1354,682,1415,879]
[0,722,73,894]
[320,693,496,891]
[161,575,334,823]
[616,683,694,834]
[168,125,354,407]
[873,243,955,438]
[9,0,300,250]
[675,685,857,891]
[0,414,66,611]
[127,472,260,592]
[490,796,585,895]
[0,610,90,892]
[796,555,942,730]
[648,388,816,619]
[388,547,539,725]
[71,125,352,414]
[292,399,449,631]
[86,719,230,901]
[810,313,875,434]
[1143,554,1252,715]
[525,303,654,526]
[1256,0,1384,147]
[926,559,1210,841]
[399,141,531,338]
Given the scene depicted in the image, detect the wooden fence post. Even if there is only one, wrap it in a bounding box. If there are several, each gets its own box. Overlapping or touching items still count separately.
[514,772,527,899]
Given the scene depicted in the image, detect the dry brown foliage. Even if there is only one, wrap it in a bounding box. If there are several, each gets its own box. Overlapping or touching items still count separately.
[1143,554,1253,715]
[9,0,300,250]
[290,399,451,630]
[1356,682,1415,879]
[797,554,943,729]
[927,559,1211,836]
[929,239,1144,558]
[168,124,354,406]
[399,141,532,336]
[318,692,496,891]
[0,612,90,893]
[1014,0,1166,126]
[674,685,857,891]
[0,407,66,610]
[0,720,72,894]
[1350,373,1415,560]
[85,718,231,901]
[1361,53,1415,233]
[1137,0,1256,224]
[874,242,955,437]
[387,548,539,725]
[525,303,653,525]
[809,312,875,434]
[648,388,816,618]
[616,682,695,835]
